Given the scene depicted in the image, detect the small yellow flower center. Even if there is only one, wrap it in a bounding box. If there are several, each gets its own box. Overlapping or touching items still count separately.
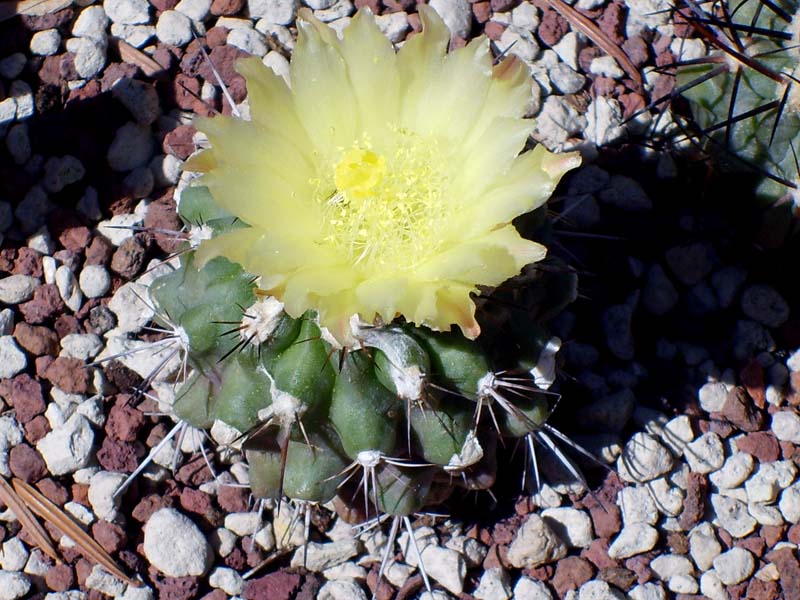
[314,128,449,269]
[334,148,386,199]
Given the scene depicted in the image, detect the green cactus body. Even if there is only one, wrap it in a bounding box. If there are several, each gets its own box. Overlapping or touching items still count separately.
[329,350,401,459]
[139,179,581,526]
[245,430,348,503]
[675,0,800,204]
[408,397,473,466]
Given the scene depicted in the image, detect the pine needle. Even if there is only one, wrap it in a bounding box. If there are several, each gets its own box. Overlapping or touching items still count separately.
[11,479,141,587]
[540,0,644,90]
[0,477,60,562]
[0,0,71,21]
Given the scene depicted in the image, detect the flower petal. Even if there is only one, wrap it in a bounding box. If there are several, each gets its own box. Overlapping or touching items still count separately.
[416,225,547,286]
[339,9,400,138]
[291,12,359,162]
[455,146,582,237]
[235,57,312,145]
[196,116,317,231]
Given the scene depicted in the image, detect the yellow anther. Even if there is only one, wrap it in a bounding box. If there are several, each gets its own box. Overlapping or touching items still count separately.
[334,148,386,198]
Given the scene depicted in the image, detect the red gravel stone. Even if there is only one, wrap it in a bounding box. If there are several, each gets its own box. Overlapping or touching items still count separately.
[483,20,505,40]
[734,535,765,557]
[491,0,519,11]
[45,563,76,592]
[762,524,787,547]
[9,443,47,483]
[13,322,60,356]
[163,125,197,160]
[224,547,247,571]
[19,283,66,323]
[679,472,708,530]
[59,225,92,252]
[37,478,69,506]
[667,532,689,555]
[180,487,215,518]
[538,7,569,46]
[23,414,49,443]
[625,552,655,584]
[22,7,74,30]
[722,386,764,432]
[210,0,243,16]
[737,431,781,462]
[106,404,145,442]
[42,357,92,394]
[473,1,491,23]
[600,567,637,591]
[133,494,174,523]
[54,314,83,338]
[767,548,800,600]
[92,520,127,554]
[581,537,620,570]
[575,474,623,538]
[151,0,178,11]
[0,374,46,423]
[243,571,302,600]
[12,247,44,277]
[746,579,780,600]
[200,591,228,600]
[217,484,249,513]
[173,74,204,112]
[110,234,149,279]
[741,359,767,408]
[96,437,141,473]
[154,576,200,600]
[552,556,595,596]
[176,455,215,486]
[597,1,625,45]
[145,200,182,254]
[75,558,94,587]
[788,524,800,545]
[85,235,114,266]
[621,36,649,67]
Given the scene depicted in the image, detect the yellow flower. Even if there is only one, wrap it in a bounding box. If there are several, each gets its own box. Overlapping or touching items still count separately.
[190,6,580,344]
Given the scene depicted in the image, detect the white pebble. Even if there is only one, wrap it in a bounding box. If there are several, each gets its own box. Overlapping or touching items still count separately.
[227,27,268,56]
[79,264,112,298]
[73,5,109,40]
[578,580,626,600]
[779,482,800,523]
[429,0,471,39]
[684,432,725,474]
[111,78,160,125]
[248,0,298,25]
[607,523,659,559]
[513,577,553,600]
[710,452,754,489]
[772,410,800,443]
[60,333,104,360]
[712,547,755,585]
[6,123,31,165]
[689,522,721,571]
[0,537,30,571]
[107,122,155,171]
[65,37,107,79]
[590,55,625,78]
[36,414,95,475]
[541,507,594,548]
[104,0,151,24]
[710,494,757,538]
[143,508,212,577]
[0,571,30,600]
[375,12,409,44]
[0,309,13,336]
[0,274,39,303]
[209,567,244,596]
[0,54,26,79]
[617,432,674,483]
[0,336,27,379]
[85,564,126,597]
[176,0,211,21]
[110,23,155,47]
[30,29,61,55]
[55,265,83,312]
[506,514,567,568]
[156,10,193,46]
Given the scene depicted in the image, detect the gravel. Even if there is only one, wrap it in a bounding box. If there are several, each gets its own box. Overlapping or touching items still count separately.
[142,508,213,577]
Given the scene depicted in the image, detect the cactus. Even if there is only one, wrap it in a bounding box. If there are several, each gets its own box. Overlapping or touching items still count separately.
[673,0,800,208]
[126,6,587,592]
